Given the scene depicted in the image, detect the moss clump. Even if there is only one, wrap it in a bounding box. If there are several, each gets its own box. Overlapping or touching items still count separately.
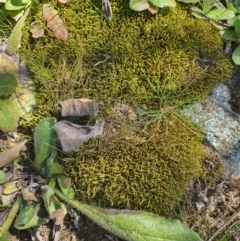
[20,0,232,121]
[19,0,232,215]
[62,114,203,215]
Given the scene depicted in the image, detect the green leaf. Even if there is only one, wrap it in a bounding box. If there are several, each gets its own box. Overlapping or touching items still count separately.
[206,8,235,20]
[14,203,48,229]
[55,189,203,241]
[221,28,238,41]
[5,0,31,11]
[57,175,74,200]
[0,73,17,97]
[2,181,21,194]
[234,18,240,37]
[10,78,36,120]
[129,0,149,11]
[178,0,199,3]
[0,100,19,132]
[149,0,176,8]
[0,171,6,184]
[191,7,205,19]
[41,150,62,178]
[227,3,237,13]
[232,45,240,64]
[6,7,30,55]
[0,231,10,241]
[34,118,58,168]
[42,186,63,215]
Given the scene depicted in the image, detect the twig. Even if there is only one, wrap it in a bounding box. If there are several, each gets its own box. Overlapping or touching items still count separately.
[0,197,20,238]
[207,211,240,241]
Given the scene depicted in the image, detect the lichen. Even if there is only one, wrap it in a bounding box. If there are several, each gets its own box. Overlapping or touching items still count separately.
[18,0,232,215]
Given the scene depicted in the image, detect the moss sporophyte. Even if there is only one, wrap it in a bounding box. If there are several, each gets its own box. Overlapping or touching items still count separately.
[19,0,232,214]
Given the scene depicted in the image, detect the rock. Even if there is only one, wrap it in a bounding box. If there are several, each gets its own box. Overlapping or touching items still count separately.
[182,84,240,179]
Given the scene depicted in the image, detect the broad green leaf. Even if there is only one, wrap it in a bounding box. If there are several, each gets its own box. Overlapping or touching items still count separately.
[50,163,62,175]
[0,100,19,132]
[232,45,240,64]
[41,150,61,178]
[6,7,30,55]
[191,7,205,19]
[2,181,21,194]
[234,18,240,37]
[149,0,176,8]
[42,186,62,215]
[227,15,236,26]
[10,78,36,120]
[0,73,17,97]
[0,78,35,132]
[5,0,31,10]
[206,8,235,20]
[55,189,202,241]
[227,3,237,13]
[129,0,149,11]
[221,28,238,40]
[14,203,48,229]
[57,175,74,200]
[34,118,58,168]
[0,171,6,184]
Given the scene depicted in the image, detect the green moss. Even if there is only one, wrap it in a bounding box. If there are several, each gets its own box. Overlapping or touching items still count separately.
[20,0,232,120]
[62,114,203,215]
[18,0,232,215]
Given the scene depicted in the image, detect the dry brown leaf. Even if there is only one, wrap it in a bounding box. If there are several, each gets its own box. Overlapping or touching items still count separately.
[21,187,38,202]
[0,140,27,168]
[58,0,69,3]
[148,7,158,14]
[50,206,67,241]
[53,120,105,152]
[58,99,104,117]
[30,28,44,39]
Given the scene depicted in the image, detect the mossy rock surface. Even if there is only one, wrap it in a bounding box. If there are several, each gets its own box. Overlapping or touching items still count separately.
[19,0,232,214]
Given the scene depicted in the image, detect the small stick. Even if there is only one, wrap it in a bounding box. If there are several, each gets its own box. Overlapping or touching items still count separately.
[207,211,240,241]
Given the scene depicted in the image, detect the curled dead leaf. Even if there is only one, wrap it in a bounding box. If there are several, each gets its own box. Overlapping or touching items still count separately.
[21,186,38,202]
[58,99,104,117]
[0,140,27,168]
[50,206,67,241]
[53,120,105,152]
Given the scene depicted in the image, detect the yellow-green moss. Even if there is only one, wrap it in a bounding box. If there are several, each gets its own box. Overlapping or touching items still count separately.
[19,0,232,121]
[18,0,232,214]
[62,114,203,215]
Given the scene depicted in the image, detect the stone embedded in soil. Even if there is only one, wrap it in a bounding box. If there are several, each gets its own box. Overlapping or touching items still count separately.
[182,84,240,179]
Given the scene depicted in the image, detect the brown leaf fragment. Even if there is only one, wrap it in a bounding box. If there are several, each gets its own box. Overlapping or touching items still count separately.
[18,61,30,83]
[58,0,69,3]
[50,206,67,241]
[30,28,44,39]
[59,99,104,117]
[42,4,68,41]
[0,140,27,168]
[148,6,158,14]
[53,120,105,152]
[21,187,38,202]
[102,0,112,20]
